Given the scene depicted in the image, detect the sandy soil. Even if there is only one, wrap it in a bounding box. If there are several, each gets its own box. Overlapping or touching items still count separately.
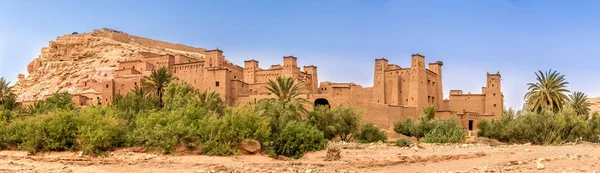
[1,142,600,173]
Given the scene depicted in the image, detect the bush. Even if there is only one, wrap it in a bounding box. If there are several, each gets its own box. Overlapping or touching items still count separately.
[355,123,387,143]
[20,110,79,153]
[478,108,599,144]
[396,138,412,147]
[198,105,271,156]
[27,92,77,115]
[77,106,127,155]
[272,121,327,159]
[129,109,200,154]
[306,105,361,141]
[424,119,466,143]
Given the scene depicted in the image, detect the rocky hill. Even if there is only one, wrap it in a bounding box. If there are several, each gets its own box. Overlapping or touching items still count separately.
[14,28,207,101]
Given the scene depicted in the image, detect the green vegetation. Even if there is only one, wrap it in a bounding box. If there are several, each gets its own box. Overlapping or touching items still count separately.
[570,91,591,116]
[478,108,600,144]
[144,67,177,107]
[355,123,387,143]
[394,105,465,143]
[307,105,361,141]
[395,138,412,147]
[524,70,570,113]
[481,70,599,144]
[0,75,366,159]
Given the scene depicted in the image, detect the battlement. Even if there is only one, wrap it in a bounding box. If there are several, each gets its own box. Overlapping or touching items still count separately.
[429,61,444,66]
[412,53,425,58]
[487,72,501,77]
[205,48,223,53]
[375,57,388,61]
[283,55,297,59]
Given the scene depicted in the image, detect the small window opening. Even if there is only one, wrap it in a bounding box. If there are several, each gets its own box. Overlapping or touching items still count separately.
[216,81,220,87]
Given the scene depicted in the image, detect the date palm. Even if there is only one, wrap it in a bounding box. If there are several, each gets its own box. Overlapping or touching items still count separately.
[524,70,570,113]
[197,89,224,113]
[0,77,14,105]
[144,67,176,107]
[569,91,591,116]
[264,76,309,114]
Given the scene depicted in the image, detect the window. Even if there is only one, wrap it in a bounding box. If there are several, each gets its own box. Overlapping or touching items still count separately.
[432,82,435,86]
[493,93,496,96]
[432,97,435,104]
[494,104,497,107]
[427,80,430,84]
[133,66,135,69]
[106,84,109,88]
[134,82,137,86]
[492,84,495,87]
[215,81,220,87]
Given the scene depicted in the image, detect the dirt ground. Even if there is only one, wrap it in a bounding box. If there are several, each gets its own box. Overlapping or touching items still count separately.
[1,141,600,173]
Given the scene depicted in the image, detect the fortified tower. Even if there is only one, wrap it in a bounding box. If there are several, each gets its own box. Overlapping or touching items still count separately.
[283,56,299,77]
[484,72,503,116]
[373,58,388,104]
[428,61,444,108]
[205,48,224,68]
[243,60,259,84]
[407,54,427,111]
[303,65,318,93]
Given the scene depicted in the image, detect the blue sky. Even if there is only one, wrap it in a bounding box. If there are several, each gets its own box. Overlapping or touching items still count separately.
[1,0,600,109]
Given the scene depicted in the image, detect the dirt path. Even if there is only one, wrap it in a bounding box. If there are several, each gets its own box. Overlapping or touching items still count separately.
[1,142,600,173]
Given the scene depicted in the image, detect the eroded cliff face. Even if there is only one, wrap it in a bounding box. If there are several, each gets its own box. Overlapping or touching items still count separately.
[14,29,206,101]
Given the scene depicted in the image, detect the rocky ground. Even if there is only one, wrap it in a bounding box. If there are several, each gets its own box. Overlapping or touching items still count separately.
[1,141,600,173]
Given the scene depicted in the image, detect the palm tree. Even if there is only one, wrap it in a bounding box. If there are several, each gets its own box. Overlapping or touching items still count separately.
[569,91,591,116]
[0,77,14,104]
[422,105,436,120]
[264,76,309,114]
[197,90,224,113]
[266,76,308,103]
[524,70,570,113]
[144,67,176,107]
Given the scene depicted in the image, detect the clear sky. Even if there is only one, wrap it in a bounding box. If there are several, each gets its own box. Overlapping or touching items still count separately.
[1,0,600,109]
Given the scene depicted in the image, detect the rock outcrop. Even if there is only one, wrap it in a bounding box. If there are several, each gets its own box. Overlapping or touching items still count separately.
[14,28,207,102]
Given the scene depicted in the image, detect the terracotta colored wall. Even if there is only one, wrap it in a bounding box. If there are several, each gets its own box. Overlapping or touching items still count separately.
[448,94,486,114]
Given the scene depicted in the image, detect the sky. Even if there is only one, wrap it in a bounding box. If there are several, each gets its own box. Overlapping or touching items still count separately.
[1,0,600,109]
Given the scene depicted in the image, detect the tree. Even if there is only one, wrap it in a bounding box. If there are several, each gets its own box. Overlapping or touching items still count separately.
[524,70,570,113]
[0,77,14,105]
[144,67,176,107]
[197,89,224,114]
[570,91,591,116]
[264,76,309,114]
[423,105,436,121]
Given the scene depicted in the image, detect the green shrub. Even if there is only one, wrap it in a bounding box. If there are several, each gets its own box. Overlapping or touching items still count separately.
[396,138,412,147]
[198,105,271,156]
[306,105,361,141]
[424,119,466,143]
[77,106,127,155]
[129,109,197,154]
[355,123,387,143]
[27,92,77,115]
[273,121,327,159]
[163,83,199,111]
[20,110,79,153]
[394,118,411,136]
[478,108,600,144]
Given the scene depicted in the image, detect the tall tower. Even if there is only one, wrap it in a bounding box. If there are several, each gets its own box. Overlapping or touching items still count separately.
[243,60,259,84]
[484,72,503,116]
[428,61,444,108]
[373,58,388,104]
[303,65,318,94]
[283,56,298,77]
[407,54,427,110]
[205,48,224,68]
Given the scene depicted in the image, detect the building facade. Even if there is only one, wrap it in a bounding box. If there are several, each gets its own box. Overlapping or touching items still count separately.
[72,49,503,131]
